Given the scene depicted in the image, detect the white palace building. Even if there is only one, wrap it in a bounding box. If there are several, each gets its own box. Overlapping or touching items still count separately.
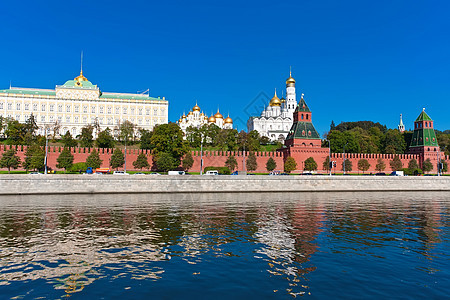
[247,71,299,142]
[0,69,168,137]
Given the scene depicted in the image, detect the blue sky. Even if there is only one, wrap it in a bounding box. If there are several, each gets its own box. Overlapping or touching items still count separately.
[1,0,449,136]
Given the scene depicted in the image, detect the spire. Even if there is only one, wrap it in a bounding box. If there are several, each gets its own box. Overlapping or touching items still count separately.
[398,114,405,133]
[80,51,83,74]
[290,66,292,77]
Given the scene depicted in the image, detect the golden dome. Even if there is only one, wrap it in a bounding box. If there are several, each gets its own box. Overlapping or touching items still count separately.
[224,116,233,124]
[188,111,193,116]
[269,89,282,107]
[193,103,201,112]
[200,112,205,116]
[182,113,186,118]
[208,115,216,123]
[286,69,295,85]
[214,110,223,119]
[74,70,88,82]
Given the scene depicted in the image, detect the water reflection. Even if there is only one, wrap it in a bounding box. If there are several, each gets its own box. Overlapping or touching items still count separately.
[0,192,449,299]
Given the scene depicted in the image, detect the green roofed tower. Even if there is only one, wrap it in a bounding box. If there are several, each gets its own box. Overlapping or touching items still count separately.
[284,94,322,147]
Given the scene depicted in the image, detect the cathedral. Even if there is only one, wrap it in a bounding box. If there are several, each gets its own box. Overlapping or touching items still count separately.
[247,71,298,142]
[177,103,233,134]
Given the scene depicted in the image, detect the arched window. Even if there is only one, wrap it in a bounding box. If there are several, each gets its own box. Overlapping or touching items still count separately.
[301,114,304,120]
[425,122,428,127]
[306,114,309,120]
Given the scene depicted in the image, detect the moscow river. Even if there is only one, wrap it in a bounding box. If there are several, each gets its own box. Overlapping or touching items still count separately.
[0,192,449,299]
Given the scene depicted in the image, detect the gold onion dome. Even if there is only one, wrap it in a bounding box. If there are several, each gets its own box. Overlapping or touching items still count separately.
[74,70,88,82]
[224,116,233,124]
[208,115,216,123]
[182,113,186,118]
[269,89,282,107]
[188,111,193,116]
[286,70,295,85]
[193,103,201,111]
[214,110,223,119]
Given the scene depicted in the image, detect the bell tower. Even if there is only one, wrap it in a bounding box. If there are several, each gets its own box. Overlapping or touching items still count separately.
[285,68,297,115]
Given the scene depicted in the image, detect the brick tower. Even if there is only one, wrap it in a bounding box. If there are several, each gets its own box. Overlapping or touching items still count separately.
[409,108,440,171]
[279,94,329,171]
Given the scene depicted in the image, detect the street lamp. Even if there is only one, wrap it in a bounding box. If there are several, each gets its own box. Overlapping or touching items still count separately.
[44,126,50,175]
[200,133,204,175]
[327,139,331,176]
[343,142,348,175]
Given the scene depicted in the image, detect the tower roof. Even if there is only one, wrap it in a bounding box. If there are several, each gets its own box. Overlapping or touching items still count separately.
[295,94,310,112]
[415,109,432,122]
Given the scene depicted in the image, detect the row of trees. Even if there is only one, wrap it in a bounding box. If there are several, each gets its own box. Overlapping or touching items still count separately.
[326,120,450,155]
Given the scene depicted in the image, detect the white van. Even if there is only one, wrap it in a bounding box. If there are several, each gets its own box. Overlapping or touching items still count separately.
[168,171,185,175]
[205,170,219,175]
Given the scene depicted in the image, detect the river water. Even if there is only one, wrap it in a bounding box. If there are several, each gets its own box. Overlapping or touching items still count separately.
[0,192,449,299]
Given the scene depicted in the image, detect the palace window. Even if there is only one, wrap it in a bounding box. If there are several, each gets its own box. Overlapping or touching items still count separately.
[91,117,95,123]
[50,116,54,122]
[138,119,142,125]
[131,107,135,115]
[146,108,150,115]
[58,104,63,112]
[115,107,119,115]
[108,117,112,125]
[123,107,127,114]
[100,106,104,113]
[72,128,76,136]
[41,116,45,122]
[41,104,46,112]
[146,119,150,125]
[50,104,54,112]
[83,106,87,113]
[66,116,70,123]
[74,105,79,113]
[75,117,79,123]
[16,115,21,121]
[161,109,165,115]
[8,103,12,110]
[0,103,3,109]
[83,117,87,123]
[99,118,103,124]
[91,106,96,113]
[107,106,112,114]
[138,108,143,115]
[67,105,71,113]
[16,103,21,110]
[33,103,38,111]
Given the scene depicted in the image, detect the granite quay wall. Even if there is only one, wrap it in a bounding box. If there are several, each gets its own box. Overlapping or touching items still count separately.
[0,145,448,174]
[0,175,449,195]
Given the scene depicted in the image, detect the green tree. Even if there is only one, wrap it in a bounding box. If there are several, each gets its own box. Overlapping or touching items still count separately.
[185,126,202,148]
[24,145,45,171]
[225,129,239,151]
[442,161,448,173]
[61,131,78,148]
[56,148,74,173]
[150,123,189,162]
[4,119,25,145]
[342,159,352,172]
[246,152,257,172]
[110,148,125,170]
[323,156,331,172]
[383,129,406,154]
[133,152,150,170]
[118,120,136,143]
[155,152,179,172]
[375,157,386,172]
[96,128,115,148]
[23,114,39,145]
[266,157,277,172]
[357,159,370,174]
[0,149,21,173]
[389,155,403,171]
[422,158,433,173]
[408,159,419,172]
[304,157,318,171]
[86,149,102,169]
[78,125,94,148]
[139,129,153,150]
[182,152,194,171]
[284,157,297,173]
[225,155,238,172]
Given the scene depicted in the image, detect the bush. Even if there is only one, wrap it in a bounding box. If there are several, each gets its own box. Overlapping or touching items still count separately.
[204,166,231,175]
[70,162,87,172]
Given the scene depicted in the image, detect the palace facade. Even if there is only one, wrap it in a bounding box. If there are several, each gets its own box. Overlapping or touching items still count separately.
[247,71,298,142]
[0,70,168,137]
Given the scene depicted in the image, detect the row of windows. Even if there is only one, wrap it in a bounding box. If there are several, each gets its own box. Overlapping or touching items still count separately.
[415,122,432,129]
[0,102,166,115]
[11,114,164,125]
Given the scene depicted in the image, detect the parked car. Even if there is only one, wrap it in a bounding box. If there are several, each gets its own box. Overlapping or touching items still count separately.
[375,172,386,176]
[149,172,161,176]
[205,170,219,175]
[168,171,185,175]
[269,171,280,176]
[113,171,129,175]
[29,172,43,175]
[132,172,146,176]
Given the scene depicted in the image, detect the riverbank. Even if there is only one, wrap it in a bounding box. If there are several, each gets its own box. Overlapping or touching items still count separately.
[0,175,449,195]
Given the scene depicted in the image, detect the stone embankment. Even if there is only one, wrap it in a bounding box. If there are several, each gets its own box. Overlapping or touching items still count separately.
[0,175,449,195]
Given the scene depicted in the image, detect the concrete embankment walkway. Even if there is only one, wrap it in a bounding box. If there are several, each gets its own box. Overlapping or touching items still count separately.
[0,175,449,195]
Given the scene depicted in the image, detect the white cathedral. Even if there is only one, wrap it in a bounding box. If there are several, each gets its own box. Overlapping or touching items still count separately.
[177,103,233,134]
[247,71,298,141]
